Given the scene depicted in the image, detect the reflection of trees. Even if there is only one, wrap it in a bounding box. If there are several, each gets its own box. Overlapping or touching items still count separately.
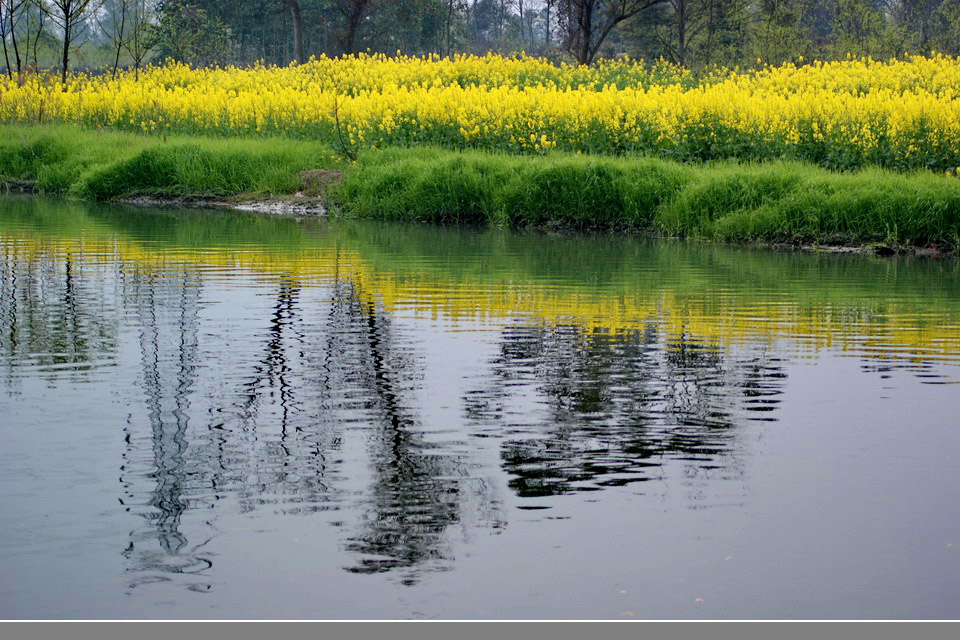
[111,256,492,588]
[464,322,787,498]
[118,267,348,590]
[330,280,490,584]
[119,268,215,588]
[223,277,340,517]
[0,242,118,385]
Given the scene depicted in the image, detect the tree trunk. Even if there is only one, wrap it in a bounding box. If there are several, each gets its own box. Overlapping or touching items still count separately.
[9,0,21,77]
[285,0,304,63]
[445,0,454,56]
[113,3,128,80]
[676,0,687,67]
[346,15,360,54]
[61,22,70,86]
[546,0,551,46]
[2,5,11,80]
[31,7,43,68]
[2,38,10,81]
[518,0,525,48]
[579,4,593,65]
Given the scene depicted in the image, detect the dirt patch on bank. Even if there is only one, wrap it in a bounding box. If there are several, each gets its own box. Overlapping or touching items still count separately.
[298,169,343,196]
[115,169,342,216]
[117,193,329,216]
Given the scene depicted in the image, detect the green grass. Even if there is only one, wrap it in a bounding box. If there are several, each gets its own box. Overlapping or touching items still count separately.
[656,163,960,247]
[0,125,342,199]
[337,148,693,228]
[339,147,960,248]
[3,124,960,249]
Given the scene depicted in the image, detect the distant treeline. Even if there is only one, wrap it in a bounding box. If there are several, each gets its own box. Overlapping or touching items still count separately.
[3,1,960,76]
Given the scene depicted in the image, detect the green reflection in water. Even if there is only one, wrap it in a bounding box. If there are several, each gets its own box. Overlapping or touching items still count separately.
[3,194,960,363]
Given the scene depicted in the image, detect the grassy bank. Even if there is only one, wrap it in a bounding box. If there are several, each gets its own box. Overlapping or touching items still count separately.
[0,125,342,199]
[2,125,960,250]
[334,147,960,249]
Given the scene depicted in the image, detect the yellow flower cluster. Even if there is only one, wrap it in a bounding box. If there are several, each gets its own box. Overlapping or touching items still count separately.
[2,52,959,170]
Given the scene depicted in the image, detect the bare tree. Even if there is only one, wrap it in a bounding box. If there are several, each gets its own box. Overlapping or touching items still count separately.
[557,0,664,64]
[98,0,130,78]
[544,0,555,45]
[444,0,456,55]
[23,0,47,70]
[283,0,303,62]
[656,0,708,67]
[517,0,526,47]
[2,0,26,78]
[43,0,101,85]
[1,1,11,78]
[120,0,154,79]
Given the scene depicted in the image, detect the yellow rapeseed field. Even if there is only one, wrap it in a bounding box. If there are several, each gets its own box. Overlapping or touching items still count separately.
[2,52,959,172]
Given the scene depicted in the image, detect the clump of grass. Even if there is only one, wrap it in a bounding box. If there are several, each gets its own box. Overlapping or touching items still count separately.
[0,132,79,191]
[656,163,803,237]
[337,150,515,224]
[74,144,327,200]
[656,162,960,246]
[338,150,692,228]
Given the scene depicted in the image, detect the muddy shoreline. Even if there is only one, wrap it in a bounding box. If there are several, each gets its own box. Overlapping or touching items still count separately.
[116,194,329,216]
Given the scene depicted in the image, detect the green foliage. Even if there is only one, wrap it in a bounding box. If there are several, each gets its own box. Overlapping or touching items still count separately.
[4,125,960,249]
[74,144,317,199]
[0,125,340,199]
[343,147,960,246]
[155,2,232,67]
[497,156,691,227]
[336,150,515,224]
[657,161,960,246]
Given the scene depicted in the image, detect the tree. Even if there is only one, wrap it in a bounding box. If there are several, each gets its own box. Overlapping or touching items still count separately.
[334,0,373,55]
[544,0,556,45]
[98,0,131,78]
[749,0,818,65]
[2,0,26,78]
[1,2,13,78]
[444,0,459,55]
[655,0,705,66]
[644,0,748,68]
[932,0,960,54]
[122,0,156,77]
[282,0,303,62]
[557,0,664,64]
[43,0,100,84]
[830,0,887,57]
[155,1,229,66]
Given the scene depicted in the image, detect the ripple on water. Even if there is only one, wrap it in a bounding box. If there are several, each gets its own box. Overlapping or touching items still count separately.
[3,196,960,614]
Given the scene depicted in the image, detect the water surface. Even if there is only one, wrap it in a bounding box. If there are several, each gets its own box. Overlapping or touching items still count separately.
[2,195,959,619]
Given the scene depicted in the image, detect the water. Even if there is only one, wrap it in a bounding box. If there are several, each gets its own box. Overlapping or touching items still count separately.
[1,195,960,619]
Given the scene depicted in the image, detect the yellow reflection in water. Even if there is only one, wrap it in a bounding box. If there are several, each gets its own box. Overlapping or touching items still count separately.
[6,223,960,365]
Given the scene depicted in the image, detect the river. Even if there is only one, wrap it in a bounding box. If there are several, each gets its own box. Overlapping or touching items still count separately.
[1,195,959,619]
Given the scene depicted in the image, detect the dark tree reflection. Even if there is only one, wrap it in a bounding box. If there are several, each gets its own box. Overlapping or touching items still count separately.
[0,241,118,385]
[464,322,787,498]
[119,268,215,588]
[330,281,498,584]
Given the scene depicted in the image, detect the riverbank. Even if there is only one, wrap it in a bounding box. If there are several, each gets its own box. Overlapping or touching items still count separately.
[2,125,959,252]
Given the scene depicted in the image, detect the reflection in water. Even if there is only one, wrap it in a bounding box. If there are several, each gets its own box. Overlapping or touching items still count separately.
[343,291,462,580]
[120,267,214,589]
[2,196,960,598]
[0,237,118,383]
[467,324,785,497]
[324,279,500,583]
